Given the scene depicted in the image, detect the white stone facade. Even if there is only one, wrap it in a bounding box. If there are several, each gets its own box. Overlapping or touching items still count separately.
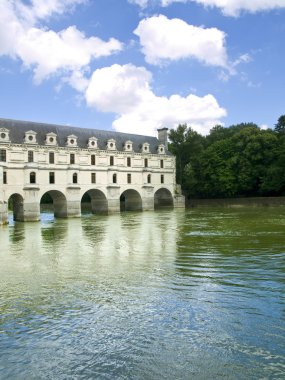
[0,119,185,224]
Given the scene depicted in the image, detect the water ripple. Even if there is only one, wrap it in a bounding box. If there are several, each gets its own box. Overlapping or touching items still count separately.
[0,208,284,379]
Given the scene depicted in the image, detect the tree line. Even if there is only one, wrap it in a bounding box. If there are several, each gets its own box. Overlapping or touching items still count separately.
[168,115,285,199]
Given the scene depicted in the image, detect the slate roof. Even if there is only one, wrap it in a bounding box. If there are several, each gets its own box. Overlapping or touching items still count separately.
[0,118,171,155]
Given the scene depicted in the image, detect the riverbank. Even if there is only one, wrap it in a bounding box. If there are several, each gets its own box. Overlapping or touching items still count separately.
[188,196,285,208]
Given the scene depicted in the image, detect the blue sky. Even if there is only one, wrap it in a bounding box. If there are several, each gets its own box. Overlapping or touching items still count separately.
[0,0,284,136]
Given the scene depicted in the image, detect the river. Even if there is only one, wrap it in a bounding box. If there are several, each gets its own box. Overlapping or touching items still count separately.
[0,207,284,379]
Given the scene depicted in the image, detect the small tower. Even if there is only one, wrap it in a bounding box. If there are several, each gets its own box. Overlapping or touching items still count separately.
[157,128,168,150]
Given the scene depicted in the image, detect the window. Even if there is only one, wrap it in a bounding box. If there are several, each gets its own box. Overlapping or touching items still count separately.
[147,174,151,184]
[144,158,148,167]
[0,149,6,162]
[28,150,34,163]
[45,133,57,146]
[91,172,96,184]
[30,172,36,184]
[110,156,114,166]
[3,171,7,184]
[127,157,131,167]
[49,152,54,164]
[113,173,117,183]
[49,172,55,184]
[161,174,164,184]
[160,159,164,169]
[91,154,96,165]
[127,173,131,184]
[73,173,78,184]
[70,153,75,164]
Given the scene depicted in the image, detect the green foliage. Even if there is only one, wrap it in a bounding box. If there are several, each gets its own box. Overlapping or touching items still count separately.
[170,116,285,199]
[274,115,285,134]
[168,124,205,186]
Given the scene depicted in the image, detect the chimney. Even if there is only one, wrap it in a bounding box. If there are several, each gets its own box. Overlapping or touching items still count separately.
[157,128,168,149]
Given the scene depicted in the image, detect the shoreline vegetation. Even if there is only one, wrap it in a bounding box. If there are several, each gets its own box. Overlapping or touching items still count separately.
[169,115,285,202]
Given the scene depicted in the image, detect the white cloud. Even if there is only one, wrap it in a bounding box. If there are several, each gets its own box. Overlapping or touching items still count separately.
[260,124,269,130]
[194,0,285,16]
[86,63,226,136]
[86,64,152,113]
[14,0,87,24]
[232,53,252,67]
[129,0,285,16]
[17,26,122,83]
[128,0,150,7]
[29,0,86,19]
[134,15,229,68]
[62,69,90,92]
[0,0,123,83]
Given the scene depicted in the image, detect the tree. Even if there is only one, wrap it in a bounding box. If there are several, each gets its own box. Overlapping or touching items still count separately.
[168,124,205,187]
[274,115,285,134]
[169,121,283,199]
[168,124,188,185]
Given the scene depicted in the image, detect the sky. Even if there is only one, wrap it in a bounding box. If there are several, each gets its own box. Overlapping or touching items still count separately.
[0,0,285,137]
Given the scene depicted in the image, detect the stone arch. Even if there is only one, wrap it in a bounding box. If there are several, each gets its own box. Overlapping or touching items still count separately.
[8,193,24,221]
[40,190,67,218]
[81,189,108,214]
[120,189,142,212]
[154,188,174,209]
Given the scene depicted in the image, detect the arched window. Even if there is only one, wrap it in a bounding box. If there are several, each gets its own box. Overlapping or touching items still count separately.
[147,174,151,184]
[30,172,36,184]
[70,153,75,164]
[49,152,55,164]
[28,150,34,163]
[113,173,117,184]
[3,171,7,184]
[0,149,6,162]
[73,173,78,184]
[49,172,55,184]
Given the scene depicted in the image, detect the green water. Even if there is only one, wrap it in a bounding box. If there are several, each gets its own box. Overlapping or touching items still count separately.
[0,208,284,379]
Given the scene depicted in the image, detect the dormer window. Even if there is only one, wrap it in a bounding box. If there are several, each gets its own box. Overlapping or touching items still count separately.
[88,137,98,149]
[66,134,78,147]
[0,128,10,143]
[24,130,37,144]
[142,142,150,153]
[124,140,133,151]
[107,139,116,150]
[45,132,57,146]
[158,144,165,154]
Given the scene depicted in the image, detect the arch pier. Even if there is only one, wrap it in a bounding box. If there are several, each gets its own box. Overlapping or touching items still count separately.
[0,185,185,223]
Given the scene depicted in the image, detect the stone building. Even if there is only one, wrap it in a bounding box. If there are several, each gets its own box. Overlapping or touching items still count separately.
[0,118,185,224]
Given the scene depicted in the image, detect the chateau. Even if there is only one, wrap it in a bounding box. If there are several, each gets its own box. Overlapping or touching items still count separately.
[0,118,184,224]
